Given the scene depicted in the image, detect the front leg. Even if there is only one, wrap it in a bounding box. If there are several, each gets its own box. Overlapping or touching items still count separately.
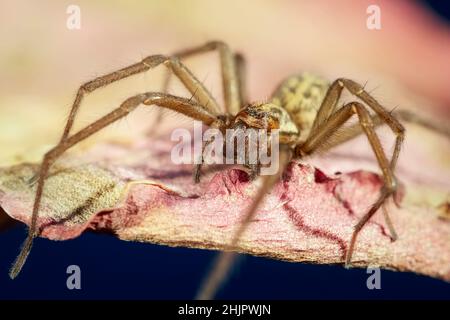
[10,93,222,279]
[247,163,261,181]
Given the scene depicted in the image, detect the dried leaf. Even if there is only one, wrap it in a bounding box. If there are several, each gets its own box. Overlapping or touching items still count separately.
[1,133,449,282]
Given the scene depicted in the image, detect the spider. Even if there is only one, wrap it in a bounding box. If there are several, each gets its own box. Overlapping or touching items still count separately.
[10,40,416,298]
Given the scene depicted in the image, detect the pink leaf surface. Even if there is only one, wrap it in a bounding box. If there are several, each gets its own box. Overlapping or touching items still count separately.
[0,131,449,282]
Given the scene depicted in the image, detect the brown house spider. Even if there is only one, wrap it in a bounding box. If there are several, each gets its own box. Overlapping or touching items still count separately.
[10,40,412,299]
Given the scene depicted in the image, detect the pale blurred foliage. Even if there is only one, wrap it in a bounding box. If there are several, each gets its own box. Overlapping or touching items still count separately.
[0,0,449,166]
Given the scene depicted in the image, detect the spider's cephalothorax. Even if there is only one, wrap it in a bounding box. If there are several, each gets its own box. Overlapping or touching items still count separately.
[233,102,299,144]
[220,102,300,178]
[11,41,407,302]
[215,73,329,175]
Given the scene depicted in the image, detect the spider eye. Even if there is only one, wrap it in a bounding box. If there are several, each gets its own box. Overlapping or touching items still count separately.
[234,103,284,130]
[266,115,280,130]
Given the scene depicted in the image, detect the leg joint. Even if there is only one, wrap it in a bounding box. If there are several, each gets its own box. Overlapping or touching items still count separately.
[294,145,308,158]
[384,178,398,194]
[78,85,87,95]
[44,148,59,166]
[142,54,168,68]
[81,80,98,93]
[122,94,146,111]
[339,78,364,96]
[334,78,345,88]
[397,123,406,135]
[206,40,227,50]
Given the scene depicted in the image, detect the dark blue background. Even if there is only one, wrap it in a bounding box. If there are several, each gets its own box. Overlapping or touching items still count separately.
[1,0,449,300]
[1,228,449,299]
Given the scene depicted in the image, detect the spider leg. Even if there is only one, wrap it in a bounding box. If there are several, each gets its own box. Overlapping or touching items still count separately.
[297,102,397,267]
[315,109,449,153]
[28,54,222,183]
[309,106,449,241]
[311,114,398,241]
[145,65,174,137]
[309,79,345,135]
[310,79,405,170]
[307,78,405,241]
[393,109,450,138]
[9,93,221,279]
[157,42,247,181]
[193,139,215,183]
[196,145,293,300]
[339,79,405,170]
[59,55,222,143]
[234,53,248,107]
[162,41,244,115]
[382,204,398,241]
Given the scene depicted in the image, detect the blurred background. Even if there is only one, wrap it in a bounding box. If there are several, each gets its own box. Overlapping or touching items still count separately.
[0,0,449,299]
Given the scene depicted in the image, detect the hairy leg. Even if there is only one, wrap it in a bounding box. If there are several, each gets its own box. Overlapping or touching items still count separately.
[164,42,246,181]
[310,79,405,170]
[59,55,221,143]
[163,41,243,115]
[298,102,399,266]
[316,109,449,153]
[234,53,248,107]
[10,92,222,279]
[14,50,226,277]
[393,109,450,138]
[152,42,247,180]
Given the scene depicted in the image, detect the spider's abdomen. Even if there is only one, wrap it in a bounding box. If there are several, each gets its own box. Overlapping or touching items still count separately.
[271,72,329,141]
